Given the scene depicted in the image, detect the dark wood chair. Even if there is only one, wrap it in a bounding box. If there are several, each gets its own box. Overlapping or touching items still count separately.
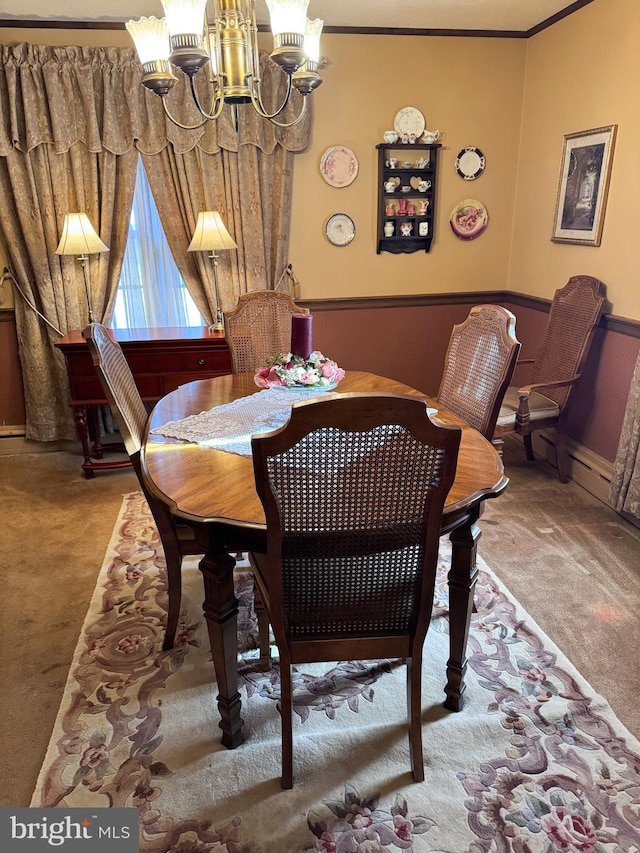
[436,304,521,441]
[250,392,461,788]
[224,289,309,373]
[85,323,205,650]
[493,275,606,483]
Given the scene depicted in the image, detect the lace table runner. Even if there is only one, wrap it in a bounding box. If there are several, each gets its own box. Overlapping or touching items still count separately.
[150,388,335,457]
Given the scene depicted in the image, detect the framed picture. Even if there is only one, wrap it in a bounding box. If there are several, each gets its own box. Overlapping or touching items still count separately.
[552,125,617,246]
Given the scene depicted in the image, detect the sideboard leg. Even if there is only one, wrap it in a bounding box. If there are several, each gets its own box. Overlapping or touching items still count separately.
[73,407,95,480]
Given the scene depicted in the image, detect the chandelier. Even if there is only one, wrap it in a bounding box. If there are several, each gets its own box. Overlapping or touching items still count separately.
[126,0,323,129]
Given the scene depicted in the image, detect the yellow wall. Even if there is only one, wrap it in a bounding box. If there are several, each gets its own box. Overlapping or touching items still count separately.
[509,0,640,319]
[290,33,526,299]
[1,0,638,319]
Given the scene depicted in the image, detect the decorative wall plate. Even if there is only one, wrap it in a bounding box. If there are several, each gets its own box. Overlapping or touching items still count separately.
[393,107,426,139]
[455,147,486,180]
[320,146,359,188]
[450,199,488,240]
[325,213,355,246]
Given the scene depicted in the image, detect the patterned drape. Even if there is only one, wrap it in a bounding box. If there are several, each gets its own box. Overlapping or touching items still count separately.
[610,350,640,519]
[0,43,310,441]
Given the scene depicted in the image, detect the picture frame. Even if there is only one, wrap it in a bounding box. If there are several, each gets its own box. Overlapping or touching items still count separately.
[552,124,617,246]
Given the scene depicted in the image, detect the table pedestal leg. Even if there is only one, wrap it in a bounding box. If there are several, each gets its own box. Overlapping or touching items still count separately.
[73,406,95,480]
[199,536,244,749]
[444,505,482,711]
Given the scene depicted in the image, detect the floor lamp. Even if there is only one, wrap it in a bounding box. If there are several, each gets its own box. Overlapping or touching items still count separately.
[56,213,109,324]
[188,211,237,333]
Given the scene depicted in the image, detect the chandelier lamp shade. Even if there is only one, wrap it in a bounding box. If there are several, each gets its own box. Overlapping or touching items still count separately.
[55,213,109,324]
[126,0,323,129]
[188,211,238,332]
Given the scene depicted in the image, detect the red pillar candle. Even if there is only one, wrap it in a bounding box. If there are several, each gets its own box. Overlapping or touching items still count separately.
[290,313,313,360]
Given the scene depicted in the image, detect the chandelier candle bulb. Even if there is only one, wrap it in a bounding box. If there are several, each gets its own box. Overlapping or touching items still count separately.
[291,313,313,360]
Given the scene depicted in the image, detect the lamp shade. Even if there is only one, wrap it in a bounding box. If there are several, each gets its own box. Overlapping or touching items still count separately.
[188,211,237,253]
[125,16,171,64]
[266,0,309,37]
[304,18,323,64]
[56,213,109,256]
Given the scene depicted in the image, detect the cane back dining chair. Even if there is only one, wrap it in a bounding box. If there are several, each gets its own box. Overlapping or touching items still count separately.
[250,392,462,788]
[85,323,205,651]
[224,289,309,373]
[493,275,606,483]
[435,305,521,441]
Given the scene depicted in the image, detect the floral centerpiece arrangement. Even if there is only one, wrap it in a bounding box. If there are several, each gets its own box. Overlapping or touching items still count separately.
[254,351,345,390]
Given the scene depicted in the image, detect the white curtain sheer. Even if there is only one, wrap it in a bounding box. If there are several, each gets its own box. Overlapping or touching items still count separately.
[112,158,205,330]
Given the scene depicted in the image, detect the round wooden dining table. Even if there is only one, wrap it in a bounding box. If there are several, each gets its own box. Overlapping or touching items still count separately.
[142,371,508,749]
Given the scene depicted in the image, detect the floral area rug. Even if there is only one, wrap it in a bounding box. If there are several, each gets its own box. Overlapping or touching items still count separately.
[31,492,640,852]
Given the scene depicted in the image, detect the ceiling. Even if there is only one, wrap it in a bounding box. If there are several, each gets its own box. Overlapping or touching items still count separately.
[0,1,592,35]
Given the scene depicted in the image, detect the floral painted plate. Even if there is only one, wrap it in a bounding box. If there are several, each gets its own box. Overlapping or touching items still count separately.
[450,198,488,240]
[320,146,359,188]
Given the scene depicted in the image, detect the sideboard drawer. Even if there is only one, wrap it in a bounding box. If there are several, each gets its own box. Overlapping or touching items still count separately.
[124,346,231,377]
[56,328,231,405]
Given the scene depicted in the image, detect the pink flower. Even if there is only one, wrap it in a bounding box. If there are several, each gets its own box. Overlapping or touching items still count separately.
[541,807,598,852]
[346,805,373,829]
[299,370,319,385]
[393,814,414,841]
[522,665,546,684]
[80,743,108,768]
[314,833,336,852]
[117,634,147,655]
[254,366,288,388]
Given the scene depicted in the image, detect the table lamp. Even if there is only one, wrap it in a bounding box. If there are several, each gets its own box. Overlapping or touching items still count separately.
[188,211,237,332]
[56,213,109,324]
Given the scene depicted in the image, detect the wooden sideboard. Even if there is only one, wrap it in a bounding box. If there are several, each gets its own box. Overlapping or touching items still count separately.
[55,327,231,478]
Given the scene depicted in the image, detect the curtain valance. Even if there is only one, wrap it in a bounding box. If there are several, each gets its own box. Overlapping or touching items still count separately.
[0,43,311,156]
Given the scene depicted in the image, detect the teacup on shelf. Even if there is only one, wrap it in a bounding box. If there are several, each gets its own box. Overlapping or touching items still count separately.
[417,180,431,192]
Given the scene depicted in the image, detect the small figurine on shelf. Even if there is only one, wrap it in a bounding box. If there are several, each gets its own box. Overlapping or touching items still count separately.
[385,201,396,216]
[400,222,413,237]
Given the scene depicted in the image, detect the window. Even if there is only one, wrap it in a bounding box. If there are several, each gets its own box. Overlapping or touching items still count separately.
[112,158,205,330]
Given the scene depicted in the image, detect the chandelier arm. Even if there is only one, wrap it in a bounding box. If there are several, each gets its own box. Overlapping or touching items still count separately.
[189,75,225,122]
[162,96,210,130]
[253,94,308,129]
[249,74,296,120]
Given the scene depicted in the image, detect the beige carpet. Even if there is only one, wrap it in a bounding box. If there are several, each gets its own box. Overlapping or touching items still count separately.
[29,491,640,852]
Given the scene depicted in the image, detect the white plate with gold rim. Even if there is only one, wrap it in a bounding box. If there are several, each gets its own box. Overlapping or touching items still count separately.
[394,106,426,138]
[325,213,356,246]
